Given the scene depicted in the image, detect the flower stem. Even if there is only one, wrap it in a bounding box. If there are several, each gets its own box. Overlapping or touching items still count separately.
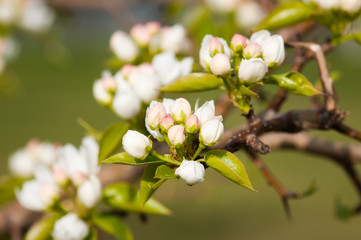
[150,150,180,166]
[192,143,206,160]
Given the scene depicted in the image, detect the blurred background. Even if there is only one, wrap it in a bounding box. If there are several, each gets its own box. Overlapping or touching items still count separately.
[1,0,361,239]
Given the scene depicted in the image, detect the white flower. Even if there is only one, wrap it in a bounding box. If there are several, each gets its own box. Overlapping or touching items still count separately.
[261,35,285,67]
[113,89,141,119]
[339,0,361,13]
[0,0,19,25]
[236,1,266,29]
[93,80,112,105]
[19,0,55,33]
[250,30,271,45]
[210,53,231,76]
[8,149,34,178]
[205,0,240,13]
[167,125,186,147]
[199,35,231,71]
[152,51,193,86]
[77,175,102,209]
[146,103,167,130]
[242,43,263,59]
[171,98,192,122]
[110,31,139,62]
[130,24,153,47]
[238,58,268,83]
[200,117,224,146]
[175,160,205,186]
[122,130,152,159]
[52,213,89,240]
[313,0,339,10]
[160,24,188,54]
[194,100,216,126]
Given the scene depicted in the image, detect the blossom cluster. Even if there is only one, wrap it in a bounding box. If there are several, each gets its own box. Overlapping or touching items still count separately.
[12,137,101,240]
[0,0,55,33]
[122,98,224,185]
[110,22,191,63]
[303,0,361,14]
[93,52,193,119]
[200,29,285,83]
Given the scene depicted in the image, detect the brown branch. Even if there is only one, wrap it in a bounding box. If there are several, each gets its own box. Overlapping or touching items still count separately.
[333,123,361,143]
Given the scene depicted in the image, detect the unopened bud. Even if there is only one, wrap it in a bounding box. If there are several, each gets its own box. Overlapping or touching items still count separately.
[200,117,224,146]
[261,35,285,67]
[167,125,185,147]
[185,114,199,134]
[175,160,205,186]
[145,21,161,35]
[242,43,263,59]
[122,130,152,159]
[53,167,68,186]
[231,34,248,53]
[238,58,268,83]
[102,75,117,92]
[210,53,231,76]
[160,114,175,132]
[120,64,134,79]
[209,37,223,56]
[130,24,152,47]
[146,103,167,130]
[171,98,192,122]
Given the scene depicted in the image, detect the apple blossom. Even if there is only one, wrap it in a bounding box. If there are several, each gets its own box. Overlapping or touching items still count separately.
[168,125,186,147]
[122,130,152,159]
[210,53,231,76]
[77,175,102,209]
[238,58,268,83]
[52,213,89,240]
[110,31,139,62]
[200,117,224,146]
[171,98,192,122]
[147,103,167,130]
[175,160,205,185]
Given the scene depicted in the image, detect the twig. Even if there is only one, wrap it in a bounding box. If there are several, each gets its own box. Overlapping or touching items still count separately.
[333,123,361,143]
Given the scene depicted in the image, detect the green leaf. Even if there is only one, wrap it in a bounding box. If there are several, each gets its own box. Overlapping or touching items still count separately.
[256,2,317,31]
[0,176,24,206]
[160,73,223,92]
[98,123,129,162]
[205,150,255,191]
[25,214,61,240]
[264,72,320,96]
[335,198,353,221]
[103,183,171,216]
[302,180,318,197]
[237,85,259,98]
[155,165,176,179]
[93,214,133,240]
[102,152,164,165]
[139,163,166,206]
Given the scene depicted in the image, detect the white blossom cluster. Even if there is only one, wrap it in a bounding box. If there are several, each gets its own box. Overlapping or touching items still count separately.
[110,22,192,63]
[122,98,224,185]
[204,0,266,29]
[93,52,193,119]
[200,30,285,83]
[303,0,361,14]
[13,137,101,240]
[0,0,55,33]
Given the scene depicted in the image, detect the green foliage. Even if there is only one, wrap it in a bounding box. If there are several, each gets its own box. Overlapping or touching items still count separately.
[302,180,318,197]
[264,72,320,96]
[205,150,255,191]
[93,213,133,240]
[155,165,176,179]
[98,123,129,162]
[102,152,164,165]
[103,183,171,215]
[160,73,223,92]
[24,214,61,240]
[335,198,354,221]
[139,164,167,206]
[0,176,24,206]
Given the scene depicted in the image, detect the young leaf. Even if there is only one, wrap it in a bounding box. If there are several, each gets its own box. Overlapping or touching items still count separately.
[160,73,223,92]
[139,163,167,206]
[256,2,317,31]
[335,198,353,221]
[264,72,320,96]
[93,214,133,240]
[155,165,176,179]
[24,214,61,240]
[103,183,171,216]
[98,123,129,162]
[205,150,255,191]
[102,152,163,165]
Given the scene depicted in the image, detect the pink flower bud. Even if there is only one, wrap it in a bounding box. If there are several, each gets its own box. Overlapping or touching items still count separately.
[145,21,161,35]
[171,98,192,122]
[102,75,117,91]
[160,114,175,132]
[242,43,263,59]
[121,64,134,79]
[130,24,152,47]
[210,53,231,76]
[146,103,167,130]
[185,114,199,134]
[209,37,223,56]
[53,166,68,186]
[231,34,248,53]
[168,125,185,147]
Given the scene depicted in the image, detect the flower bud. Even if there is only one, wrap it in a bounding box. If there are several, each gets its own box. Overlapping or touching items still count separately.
[250,30,271,45]
[339,0,361,13]
[121,64,134,79]
[93,80,112,105]
[130,24,152,47]
[160,114,175,132]
[236,1,266,29]
[110,31,139,62]
[40,185,60,207]
[209,37,223,56]
[102,75,117,91]
[171,98,192,122]
[160,24,187,54]
[77,175,101,208]
[261,35,285,67]
[185,114,199,134]
[167,125,186,147]
[200,117,224,146]
[113,90,141,119]
[8,149,34,178]
[231,34,248,53]
[210,53,231,76]
[175,160,205,185]
[243,43,263,59]
[194,100,215,125]
[146,103,167,130]
[146,21,161,35]
[52,213,89,240]
[122,130,152,159]
[238,58,268,83]
[53,166,68,186]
